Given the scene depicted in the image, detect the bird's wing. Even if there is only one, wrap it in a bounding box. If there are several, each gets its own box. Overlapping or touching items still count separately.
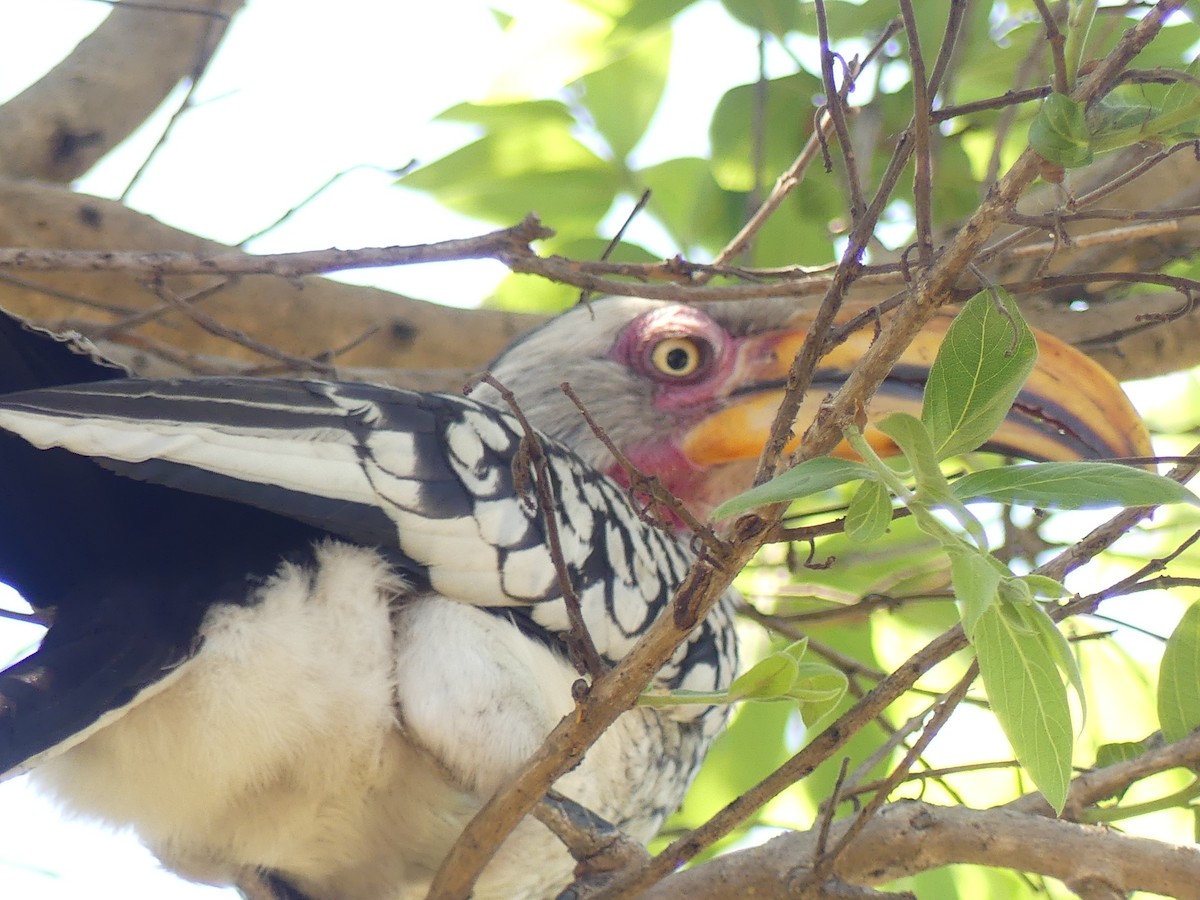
[0,376,695,611]
[0,374,733,780]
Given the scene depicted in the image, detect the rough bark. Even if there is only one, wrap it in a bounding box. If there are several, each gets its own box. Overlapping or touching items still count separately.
[637,800,1200,899]
[0,178,537,373]
[0,0,246,183]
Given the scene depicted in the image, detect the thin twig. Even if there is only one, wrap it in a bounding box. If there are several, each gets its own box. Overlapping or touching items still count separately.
[0,215,554,277]
[1031,0,1070,94]
[800,666,976,889]
[814,0,867,219]
[151,279,336,373]
[0,607,47,626]
[118,7,226,202]
[898,0,934,266]
[925,0,970,99]
[933,85,1054,122]
[559,382,723,552]
[579,189,652,305]
[712,22,901,272]
[470,373,607,680]
[237,163,416,248]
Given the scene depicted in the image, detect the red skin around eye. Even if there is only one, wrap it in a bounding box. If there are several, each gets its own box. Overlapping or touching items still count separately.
[610,306,741,413]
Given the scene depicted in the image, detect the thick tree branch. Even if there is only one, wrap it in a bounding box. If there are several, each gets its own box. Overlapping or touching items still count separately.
[0,0,244,182]
[636,800,1200,899]
[0,179,538,370]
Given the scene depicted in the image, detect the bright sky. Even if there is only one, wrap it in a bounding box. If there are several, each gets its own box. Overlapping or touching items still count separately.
[0,1,770,897]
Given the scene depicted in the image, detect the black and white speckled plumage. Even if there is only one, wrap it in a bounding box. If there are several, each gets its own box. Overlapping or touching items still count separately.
[0,374,735,694]
[0,302,738,900]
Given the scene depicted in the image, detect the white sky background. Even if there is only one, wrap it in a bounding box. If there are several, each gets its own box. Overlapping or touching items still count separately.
[0,2,1189,898]
[0,1,773,897]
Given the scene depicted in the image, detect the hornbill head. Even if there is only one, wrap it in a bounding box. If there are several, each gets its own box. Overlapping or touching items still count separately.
[477,297,1150,520]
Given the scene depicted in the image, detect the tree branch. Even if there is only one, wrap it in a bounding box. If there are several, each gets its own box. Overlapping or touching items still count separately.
[637,800,1200,899]
[0,0,244,182]
[0,179,540,370]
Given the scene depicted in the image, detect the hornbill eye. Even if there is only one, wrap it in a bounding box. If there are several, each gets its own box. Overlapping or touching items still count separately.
[650,337,707,378]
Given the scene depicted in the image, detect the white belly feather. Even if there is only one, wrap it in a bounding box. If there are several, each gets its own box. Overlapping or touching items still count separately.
[28,541,657,900]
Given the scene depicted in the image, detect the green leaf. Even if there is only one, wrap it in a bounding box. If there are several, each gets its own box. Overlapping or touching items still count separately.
[724,639,848,716]
[711,457,874,520]
[1028,93,1093,167]
[728,652,798,701]
[875,413,950,494]
[1095,740,1145,769]
[845,479,893,544]
[922,289,1038,461]
[1089,60,1200,152]
[637,157,742,251]
[1087,96,1157,136]
[400,105,620,227]
[710,72,825,193]
[948,546,1001,639]
[1013,600,1087,725]
[1094,740,1147,802]
[951,462,1197,509]
[875,412,989,549]
[612,0,699,36]
[1160,58,1200,141]
[721,0,806,35]
[1022,574,1068,599]
[579,26,672,160]
[788,662,848,703]
[974,603,1073,813]
[789,664,848,732]
[1158,602,1200,742]
[1064,0,1098,88]
[434,99,575,129]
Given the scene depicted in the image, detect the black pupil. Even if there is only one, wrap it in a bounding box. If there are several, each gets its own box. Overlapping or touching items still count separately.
[665,346,692,371]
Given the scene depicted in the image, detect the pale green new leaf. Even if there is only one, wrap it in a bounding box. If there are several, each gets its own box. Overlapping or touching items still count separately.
[951,462,1197,509]
[788,662,849,703]
[845,479,892,543]
[1012,600,1087,725]
[877,412,988,549]
[728,652,799,702]
[1158,602,1200,742]
[974,603,1073,813]
[711,457,873,520]
[1028,93,1093,167]
[579,26,672,160]
[1022,574,1068,599]
[876,412,950,497]
[922,290,1037,461]
[790,665,848,732]
[1159,58,1200,140]
[949,547,1002,639]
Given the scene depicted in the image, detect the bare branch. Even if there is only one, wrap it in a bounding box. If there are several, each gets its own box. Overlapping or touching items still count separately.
[637,800,1200,899]
[0,0,244,182]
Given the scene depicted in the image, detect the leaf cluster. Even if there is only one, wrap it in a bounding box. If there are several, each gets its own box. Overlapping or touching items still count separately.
[715,291,1195,813]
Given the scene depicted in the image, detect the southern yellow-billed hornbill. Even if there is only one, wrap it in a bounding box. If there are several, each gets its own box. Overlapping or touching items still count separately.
[0,297,1148,899]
